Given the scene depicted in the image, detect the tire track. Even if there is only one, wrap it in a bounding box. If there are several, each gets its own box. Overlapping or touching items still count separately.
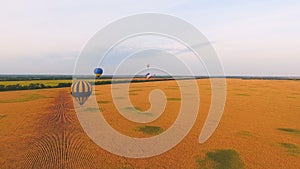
[23,91,98,169]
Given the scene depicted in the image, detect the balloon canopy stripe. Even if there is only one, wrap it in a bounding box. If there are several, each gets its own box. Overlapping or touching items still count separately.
[71,81,92,106]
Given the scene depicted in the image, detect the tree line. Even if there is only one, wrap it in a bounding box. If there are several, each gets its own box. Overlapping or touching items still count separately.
[0,83,72,91]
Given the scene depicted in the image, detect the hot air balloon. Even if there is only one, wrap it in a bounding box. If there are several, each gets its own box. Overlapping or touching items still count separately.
[94,68,103,78]
[145,72,152,79]
[71,80,92,106]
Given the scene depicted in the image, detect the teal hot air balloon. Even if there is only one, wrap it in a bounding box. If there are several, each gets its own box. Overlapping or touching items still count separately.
[71,80,92,106]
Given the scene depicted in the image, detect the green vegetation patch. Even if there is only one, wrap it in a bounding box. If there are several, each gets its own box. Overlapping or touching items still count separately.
[168,85,178,87]
[125,106,143,112]
[113,97,125,100]
[166,87,179,90]
[167,98,181,101]
[139,112,153,116]
[197,149,244,169]
[129,89,143,92]
[0,94,49,103]
[84,107,101,112]
[237,131,253,137]
[0,80,72,87]
[0,81,72,91]
[97,100,111,104]
[137,126,164,135]
[277,128,300,136]
[124,107,153,116]
[0,114,6,119]
[279,142,300,156]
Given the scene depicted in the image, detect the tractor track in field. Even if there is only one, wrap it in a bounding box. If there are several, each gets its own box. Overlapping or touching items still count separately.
[22,91,99,169]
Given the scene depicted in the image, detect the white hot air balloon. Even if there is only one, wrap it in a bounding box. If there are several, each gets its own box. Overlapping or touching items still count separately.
[145,72,152,79]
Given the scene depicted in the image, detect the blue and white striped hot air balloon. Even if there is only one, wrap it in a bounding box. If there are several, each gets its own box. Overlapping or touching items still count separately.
[71,80,92,106]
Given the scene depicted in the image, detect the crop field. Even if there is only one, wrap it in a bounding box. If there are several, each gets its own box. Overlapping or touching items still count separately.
[0,78,171,92]
[0,79,73,86]
[0,79,299,168]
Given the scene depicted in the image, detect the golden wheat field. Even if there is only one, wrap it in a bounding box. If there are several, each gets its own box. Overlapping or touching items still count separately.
[0,79,299,169]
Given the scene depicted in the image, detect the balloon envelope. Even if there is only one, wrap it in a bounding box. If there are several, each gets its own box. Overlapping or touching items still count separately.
[71,80,92,106]
[94,68,103,78]
[145,73,152,79]
[94,68,103,75]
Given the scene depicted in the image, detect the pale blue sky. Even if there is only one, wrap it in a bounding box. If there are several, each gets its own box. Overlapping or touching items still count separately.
[0,0,299,76]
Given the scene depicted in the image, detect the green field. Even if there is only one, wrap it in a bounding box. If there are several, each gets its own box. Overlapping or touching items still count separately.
[0,79,72,87]
[0,79,113,91]
[0,78,172,92]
